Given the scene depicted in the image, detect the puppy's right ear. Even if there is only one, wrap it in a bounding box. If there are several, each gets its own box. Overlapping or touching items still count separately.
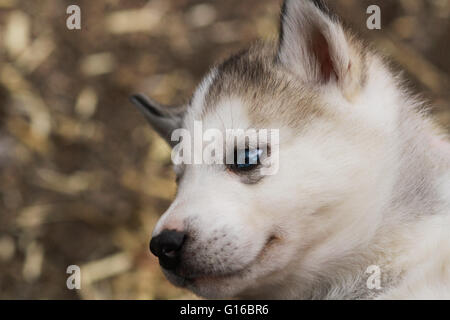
[130,94,184,147]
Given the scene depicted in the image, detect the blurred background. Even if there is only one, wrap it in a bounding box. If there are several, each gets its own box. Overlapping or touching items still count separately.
[0,0,449,299]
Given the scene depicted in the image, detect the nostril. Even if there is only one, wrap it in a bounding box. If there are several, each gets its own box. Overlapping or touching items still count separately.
[162,248,177,258]
[149,229,187,270]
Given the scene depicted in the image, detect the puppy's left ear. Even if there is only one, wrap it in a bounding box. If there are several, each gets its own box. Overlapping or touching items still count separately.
[278,0,365,99]
[130,94,184,147]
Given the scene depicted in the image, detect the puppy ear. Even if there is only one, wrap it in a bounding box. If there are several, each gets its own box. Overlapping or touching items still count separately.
[278,0,363,97]
[130,94,184,147]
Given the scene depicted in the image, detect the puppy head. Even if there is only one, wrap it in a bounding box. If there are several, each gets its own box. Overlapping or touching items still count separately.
[132,0,392,299]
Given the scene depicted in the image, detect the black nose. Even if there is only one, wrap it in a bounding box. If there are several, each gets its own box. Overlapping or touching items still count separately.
[150,230,186,270]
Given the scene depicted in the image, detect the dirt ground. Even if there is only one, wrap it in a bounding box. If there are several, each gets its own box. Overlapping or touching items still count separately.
[0,0,449,299]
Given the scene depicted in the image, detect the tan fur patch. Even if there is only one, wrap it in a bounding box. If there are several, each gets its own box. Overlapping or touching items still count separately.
[202,42,327,129]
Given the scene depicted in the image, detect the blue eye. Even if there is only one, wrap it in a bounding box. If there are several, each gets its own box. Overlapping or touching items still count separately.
[233,148,262,171]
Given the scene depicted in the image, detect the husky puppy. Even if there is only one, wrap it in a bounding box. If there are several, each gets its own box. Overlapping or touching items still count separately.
[130,0,450,299]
